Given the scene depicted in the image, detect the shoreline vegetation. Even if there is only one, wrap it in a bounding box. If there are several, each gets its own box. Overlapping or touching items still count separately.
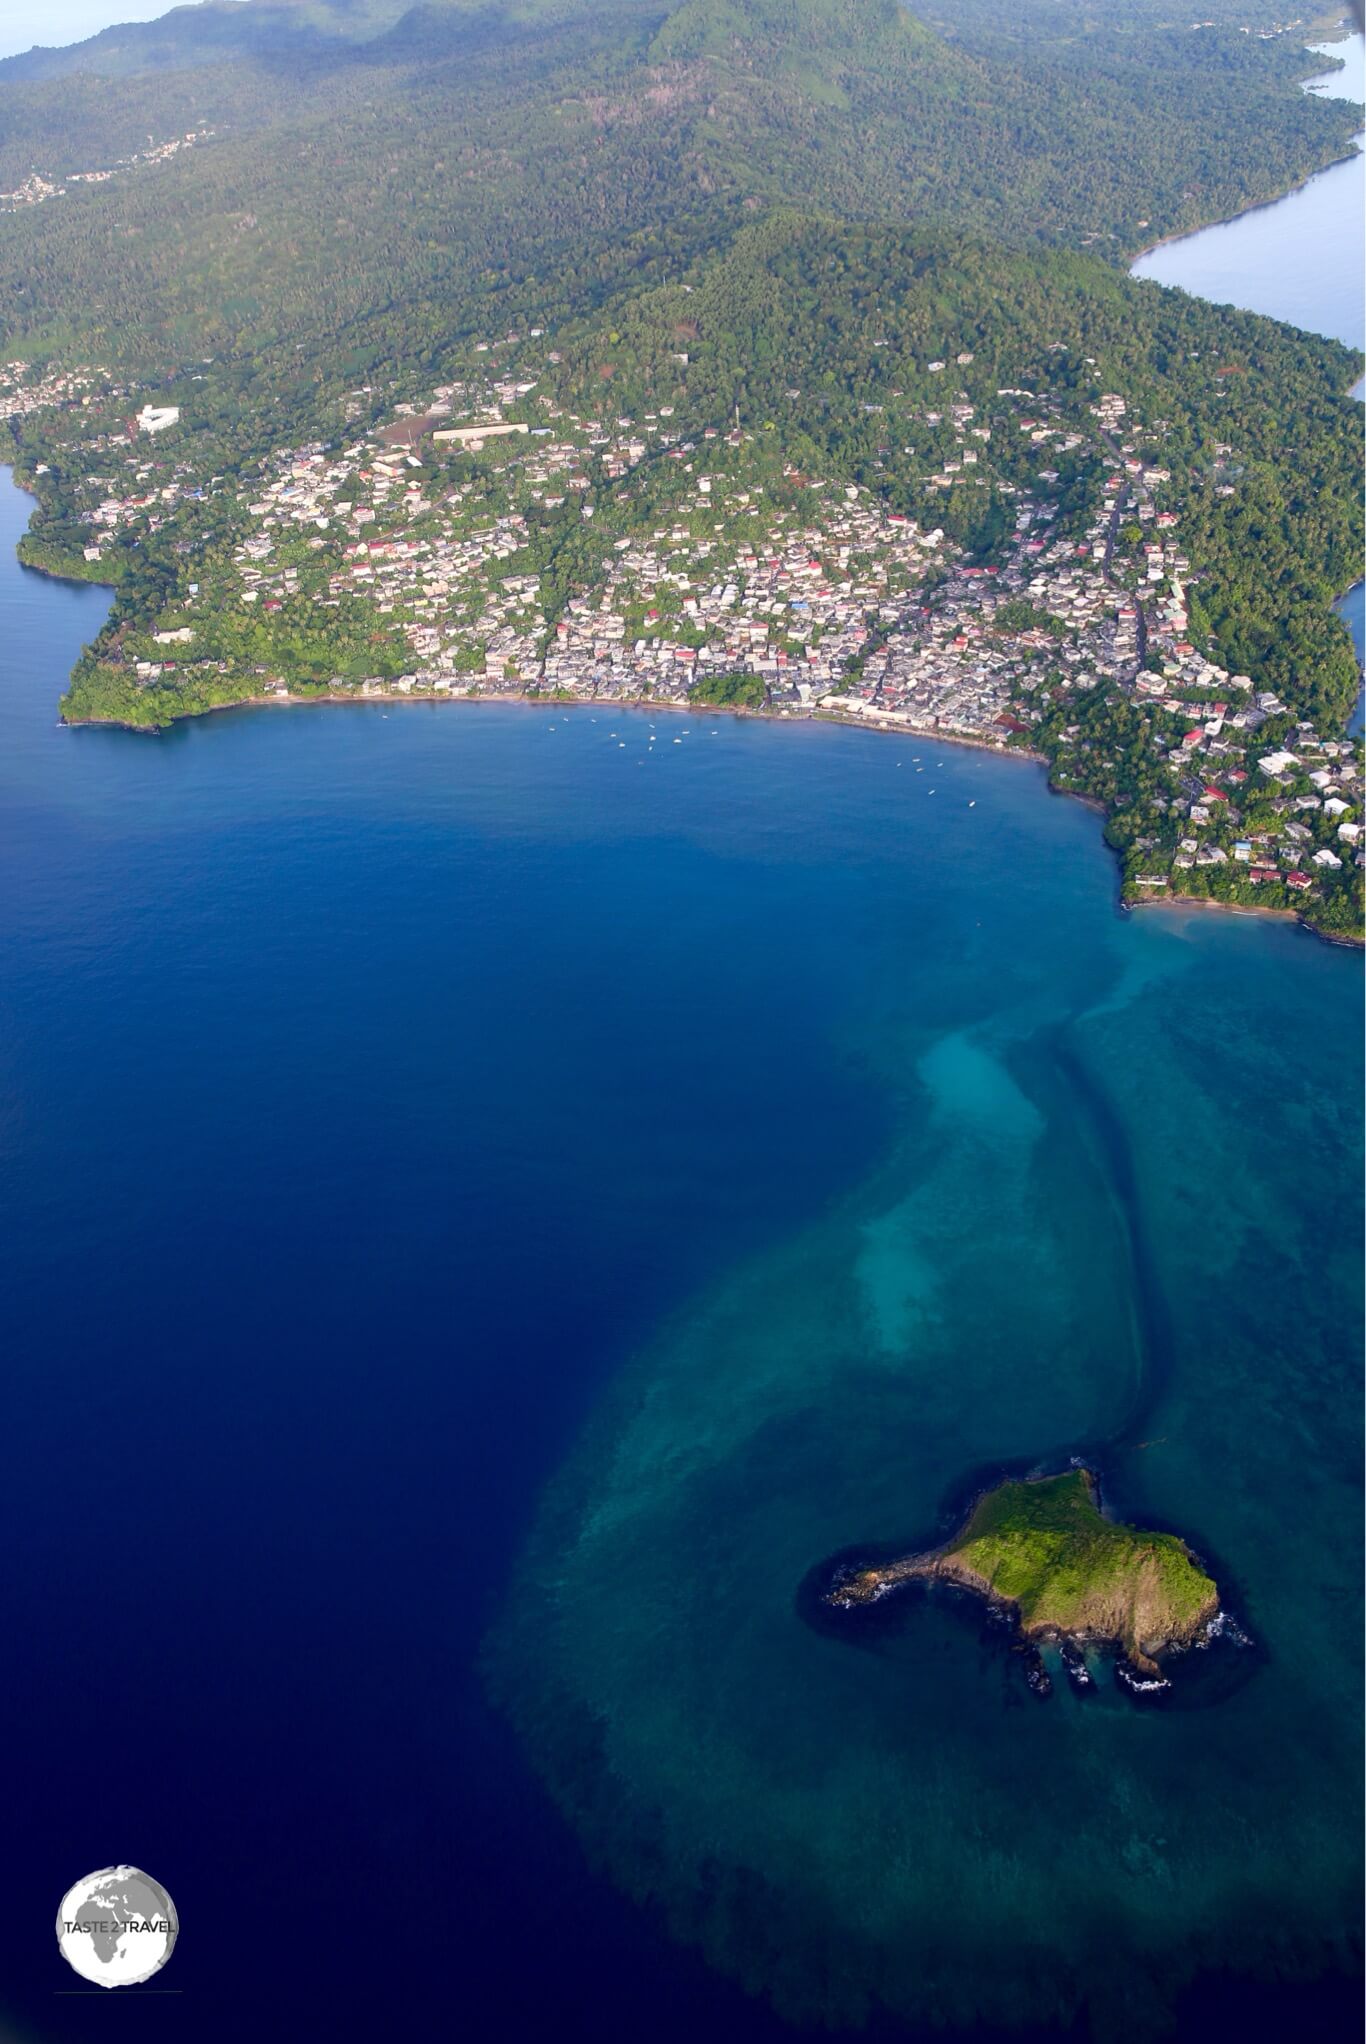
[1128,138,1363,268]
[1127,23,1363,263]
[822,1468,1222,1686]
[1110,27,1365,276]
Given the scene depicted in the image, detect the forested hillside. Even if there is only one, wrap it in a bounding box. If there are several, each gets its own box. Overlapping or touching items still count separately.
[0,0,1359,368]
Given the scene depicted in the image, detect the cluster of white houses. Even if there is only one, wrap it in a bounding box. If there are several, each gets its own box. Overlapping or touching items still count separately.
[0,130,213,211]
[0,359,116,421]
[10,338,1361,904]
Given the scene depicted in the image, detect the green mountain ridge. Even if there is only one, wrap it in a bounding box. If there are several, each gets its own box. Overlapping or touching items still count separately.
[0,0,1357,370]
[649,0,936,61]
[0,0,418,82]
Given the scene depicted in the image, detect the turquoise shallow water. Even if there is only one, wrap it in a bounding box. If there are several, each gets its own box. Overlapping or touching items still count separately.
[485,75,1366,1991]
[488,823,1363,2034]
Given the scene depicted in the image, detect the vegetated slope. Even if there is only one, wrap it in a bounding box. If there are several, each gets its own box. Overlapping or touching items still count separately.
[830,1470,1219,1671]
[535,214,1363,713]
[20,208,1361,730]
[0,0,1358,368]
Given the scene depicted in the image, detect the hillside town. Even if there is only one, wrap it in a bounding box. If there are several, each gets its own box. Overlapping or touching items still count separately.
[0,129,215,212]
[3,335,1362,929]
[0,358,122,419]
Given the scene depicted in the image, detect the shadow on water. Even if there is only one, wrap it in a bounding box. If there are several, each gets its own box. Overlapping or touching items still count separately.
[798,1029,1263,1708]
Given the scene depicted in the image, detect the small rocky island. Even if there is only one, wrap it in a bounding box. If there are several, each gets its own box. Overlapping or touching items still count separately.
[826,1469,1220,1686]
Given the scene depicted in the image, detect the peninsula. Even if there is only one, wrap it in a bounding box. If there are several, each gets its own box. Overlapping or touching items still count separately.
[825,1469,1220,1679]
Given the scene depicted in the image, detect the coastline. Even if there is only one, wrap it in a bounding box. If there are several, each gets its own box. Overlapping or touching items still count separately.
[1129,34,1364,269]
[62,683,1362,946]
[18,550,118,590]
[8,459,1358,952]
[3,466,120,589]
[59,676,1047,766]
[1129,891,1364,947]
[1128,137,1364,269]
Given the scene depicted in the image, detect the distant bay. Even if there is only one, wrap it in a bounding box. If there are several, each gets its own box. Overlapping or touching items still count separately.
[1132,32,1365,722]
[1131,34,1364,350]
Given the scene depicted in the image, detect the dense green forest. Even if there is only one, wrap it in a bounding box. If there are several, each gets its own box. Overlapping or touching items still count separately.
[0,0,1359,369]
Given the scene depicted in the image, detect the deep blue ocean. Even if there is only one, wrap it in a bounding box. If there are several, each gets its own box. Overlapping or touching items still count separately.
[1,54,1363,2037]
[0,469,895,2043]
